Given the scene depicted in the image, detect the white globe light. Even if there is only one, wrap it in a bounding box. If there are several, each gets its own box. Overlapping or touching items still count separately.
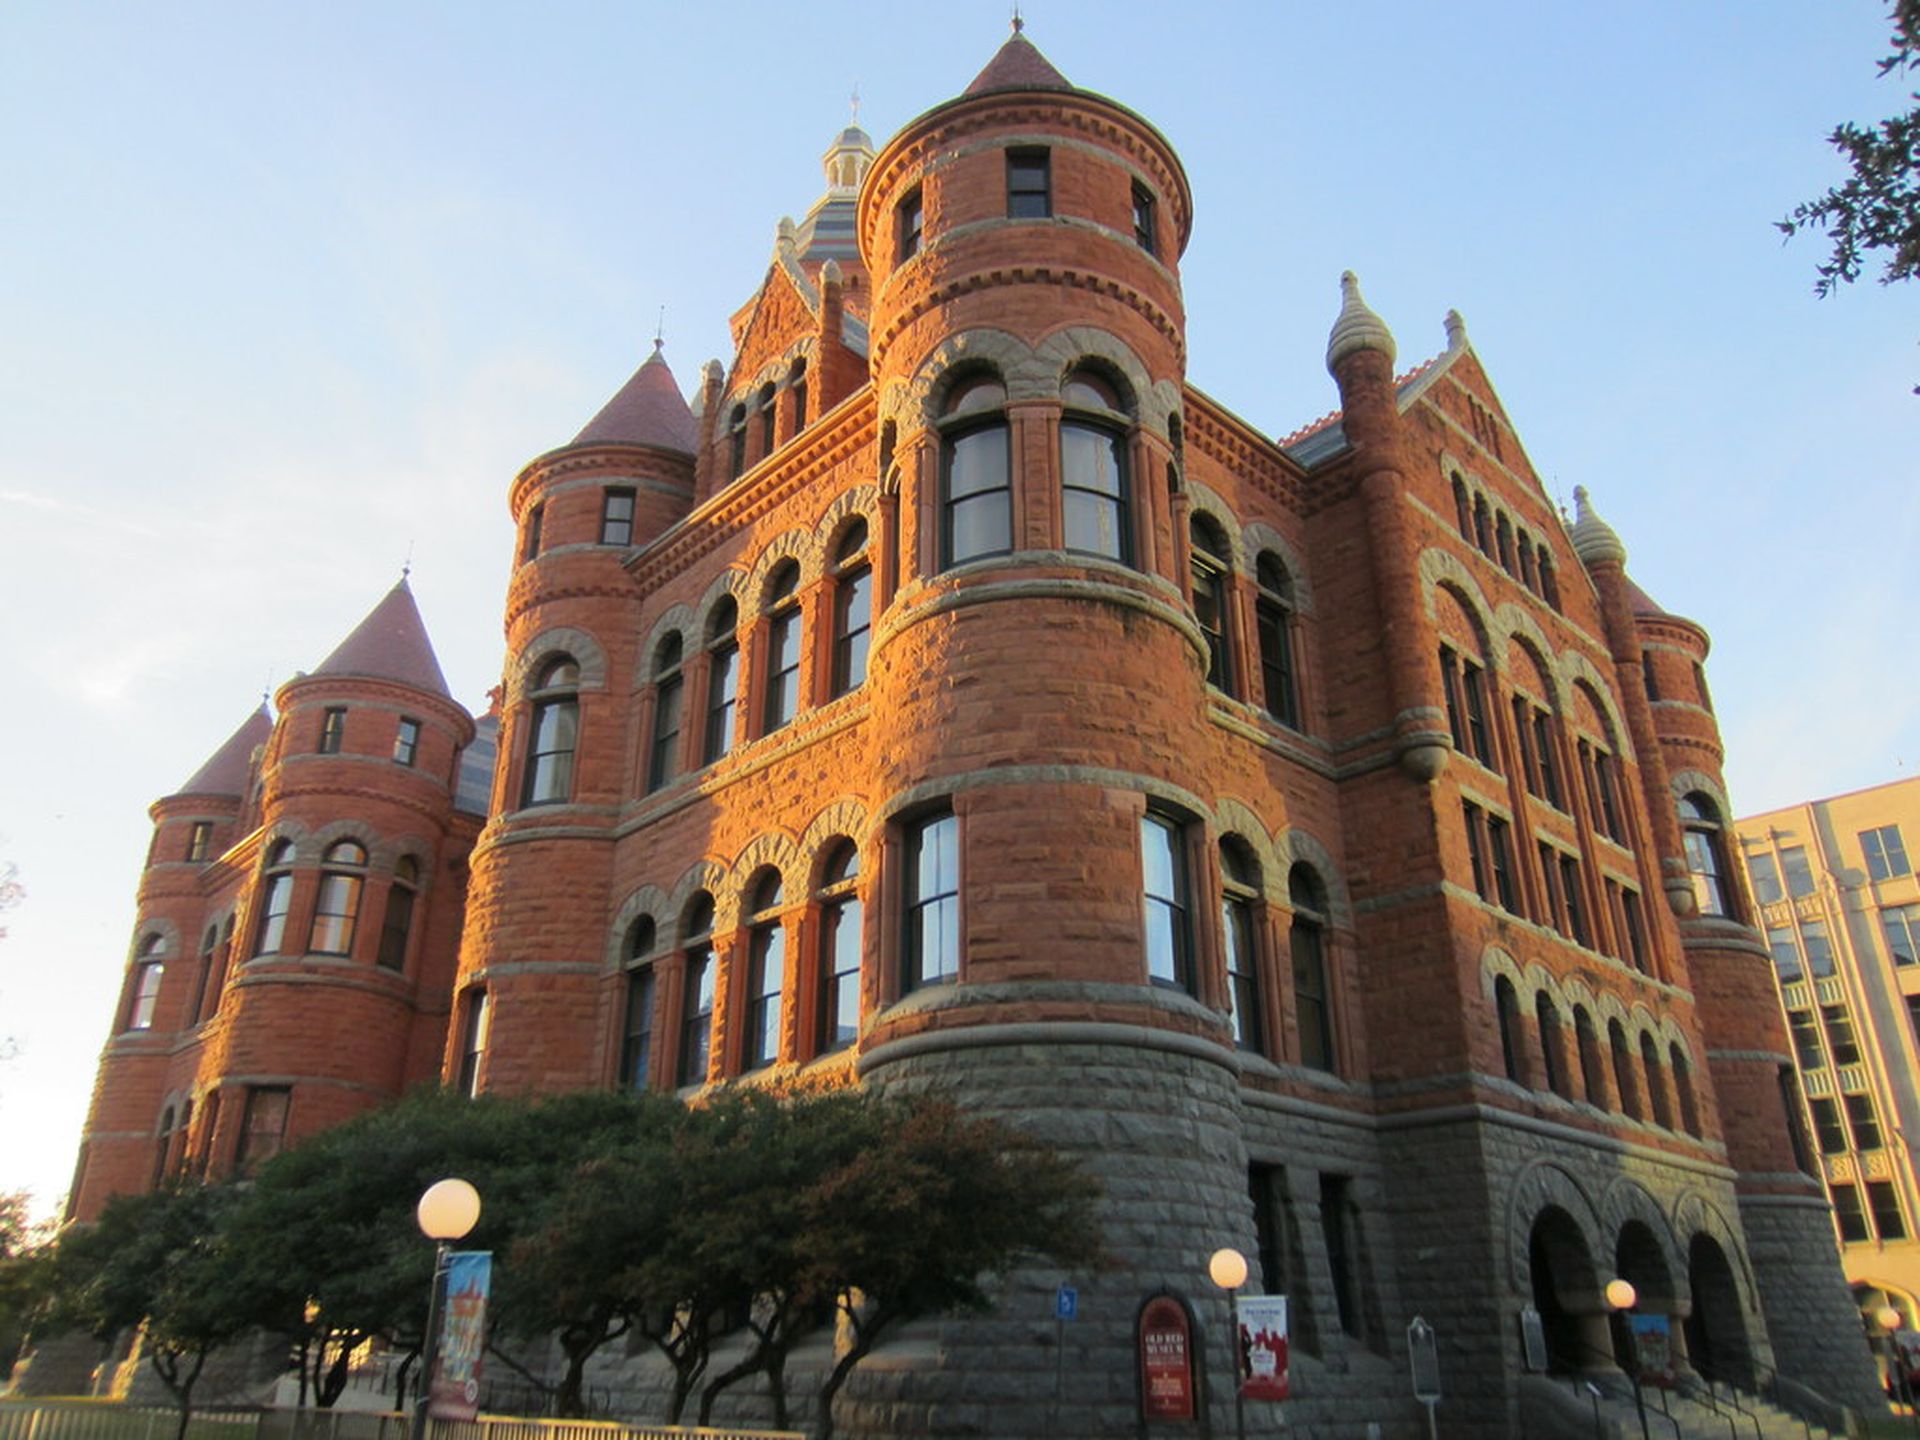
[1208,1247,1249,1291]
[1604,1278,1637,1312]
[417,1177,481,1241]
[1877,1306,1903,1333]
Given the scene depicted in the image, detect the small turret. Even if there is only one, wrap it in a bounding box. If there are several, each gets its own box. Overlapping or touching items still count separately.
[1569,484,1627,569]
[1325,271,1396,375]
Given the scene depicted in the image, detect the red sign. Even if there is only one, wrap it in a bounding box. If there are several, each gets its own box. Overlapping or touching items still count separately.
[1238,1295,1290,1400]
[1138,1295,1196,1421]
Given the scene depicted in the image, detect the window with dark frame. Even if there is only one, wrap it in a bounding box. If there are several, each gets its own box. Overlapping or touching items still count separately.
[1255,554,1300,728]
[1640,1033,1673,1128]
[1438,646,1495,769]
[1880,903,1920,967]
[1290,864,1335,1073]
[762,562,803,734]
[1141,814,1194,994]
[393,717,420,767]
[1788,1008,1825,1069]
[235,1085,291,1172]
[1537,993,1569,1098]
[377,856,418,972]
[1609,1019,1642,1120]
[1861,824,1911,882]
[1007,147,1050,218]
[1780,1068,1816,1176]
[319,707,346,755]
[1868,1181,1908,1240]
[522,655,581,806]
[600,487,637,546]
[787,358,809,437]
[702,607,736,765]
[817,841,861,1053]
[1575,1007,1607,1104]
[1495,976,1523,1083]
[188,925,217,1026]
[904,812,959,991]
[310,840,366,956]
[1319,1173,1364,1338]
[1844,1091,1883,1150]
[457,989,489,1098]
[728,405,748,480]
[185,821,213,863]
[1679,792,1735,918]
[1670,1046,1700,1136]
[1487,814,1518,914]
[831,523,872,697]
[1191,518,1234,694]
[521,502,544,564]
[758,383,777,457]
[1220,839,1262,1054]
[621,919,657,1091]
[254,840,295,956]
[897,186,924,262]
[1810,1096,1847,1154]
[1131,180,1156,254]
[941,375,1012,567]
[679,896,716,1086]
[744,871,786,1070]
[1832,1183,1871,1243]
[126,937,166,1031]
[1060,369,1130,562]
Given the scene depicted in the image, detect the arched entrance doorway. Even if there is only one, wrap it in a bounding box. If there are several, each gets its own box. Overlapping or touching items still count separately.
[1529,1207,1603,1372]
[1684,1234,1753,1388]
[1610,1221,1677,1377]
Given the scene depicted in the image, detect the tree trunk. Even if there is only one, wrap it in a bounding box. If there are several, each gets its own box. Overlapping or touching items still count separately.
[813,1303,897,1440]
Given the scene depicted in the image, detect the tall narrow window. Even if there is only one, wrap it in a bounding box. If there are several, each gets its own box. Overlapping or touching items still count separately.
[1641,649,1661,700]
[1780,1066,1817,1176]
[1495,977,1523,1083]
[1692,660,1714,713]
[1780,845,1818,897]
[185,821,213,863]
[1060,369,1130,562]
[1822,1004,1862,1065]
[377,856,418,971]
[1487,815,1519,914]
[1640,1033,1673,1128]
[896,186,923,262]
[1538,552,1560,611]
[254,840,295,956]
[1559,853,1589,947]
[126,936,167,1031]
[1518,529,1538,591]
[1769,925,1804,981]
[319,707,346,755]
[1255,554,1300,728]
[1746,851,1784,904]
[1495,512,1516,574]
[817,841,861,1053]
[1319,1174,1364,1338]
[1844,1092,1883,1150]
[1537,994,1569,1098]
[1788,1008,1825,1068]
[236,1086,291,1172]
[621,918,657,1090]
[1679,792,1734,918]
[744,871,786,1070]
[521,502,544,564]
[831,522,872,697]
[757,382,777,458]
[762,562,803,733]
[522,656,581,806]
[310,840,366,956]
[1438,646,1494,767]
[1810,1097,1847,1154]
[1220,839,1262,1053]
[457,989,489,1097]
[1451,475,1472,539]
[600,486,636,546]
[393,717,420,767]
[1609,1020,1642,1120]
[188,925,218,1026]
[1007,147,1050,217]
[678,896,716,1086]
[1141,814,1194,994]
[941,376,1011,566]
[702,608,737,765]
[1801,919,1837,976]
[1574,1007,1607,1104]
[648,635,685,792]
[1832,1184,1871,1243]
[1290,865,1335,1073]
[787,358,809,437]
[1619,886,1649,973]
[1880,903,1920,967]
[1472,496,1493,554]
[905,811,960,991]
[728,405,748,480]
[1191,518,1234,694]
[1868,1181,1908,1240]
[1670,1045,1700,1137]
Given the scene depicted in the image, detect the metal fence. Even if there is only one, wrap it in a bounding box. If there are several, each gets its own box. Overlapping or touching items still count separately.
[0,1406,798,1440]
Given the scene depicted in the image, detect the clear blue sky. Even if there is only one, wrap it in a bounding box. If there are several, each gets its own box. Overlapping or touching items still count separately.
[2,1,1916,1220]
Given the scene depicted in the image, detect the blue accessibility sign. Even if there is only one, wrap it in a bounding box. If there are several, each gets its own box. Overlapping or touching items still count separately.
[1056,1285,1078,1321]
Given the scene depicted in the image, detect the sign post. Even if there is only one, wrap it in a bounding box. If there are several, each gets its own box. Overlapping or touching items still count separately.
[1407,1316,1441,1440]
[1054,1284,1076,1432]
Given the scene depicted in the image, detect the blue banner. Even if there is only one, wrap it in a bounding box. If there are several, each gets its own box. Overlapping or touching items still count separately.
[430,1250,492,1420]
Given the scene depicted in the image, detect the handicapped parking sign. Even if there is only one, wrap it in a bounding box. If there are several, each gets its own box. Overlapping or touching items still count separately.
[1057,1285,1078,1321]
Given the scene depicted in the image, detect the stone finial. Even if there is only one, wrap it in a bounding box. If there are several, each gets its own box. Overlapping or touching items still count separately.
[702,358,726,389]
[1325,271,1397,376]
[1569,485,1627,568]
[776,216,797,252]
[1444,309,1468,351]
[822,258,843,287]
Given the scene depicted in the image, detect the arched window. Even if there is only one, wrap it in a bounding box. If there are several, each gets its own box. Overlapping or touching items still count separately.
[649,636,685,791]
[1517,528,1538,592]
[457,988,489,1097]
[1679,792,1734,918]
[1640,1033,1673,1129]
[1141,813,1194,994]
[1255,553,1300,728]
[1538,549,1561,611]
[1220,838,1262,1053]
[1670,1044,1701,1137]
[788,358,809,437]
[127,934,167,1031]
[1472,495,1493,555]
[757,382,777,457]
[816,841,861,1053]
[1290,865,1335,1073]
[744,870,786,1070]
[904,810,959,991]
[1059,368,1129,562]
[1190,517,1234,694]
[1495,512,1516,574]
[831,522,872,698]
[188,924,218,1026]
[1451,474,1472,540]
[703,606,738,765]
[762,562,803,733]
[1494,976,1524,1083]
[522,655,581,806]
[1609,1019,1643,1120]
[377,856,418,971]
[940,375,1011,567]
[1574,1006,1607,1105]
[310,840,367,956]
[678,895,716,1086]
[728,404,748,480]
[254,840,296,956]
[1537,993,1570,1098]
[152,1104,176,1189]
[621,917,658,1091]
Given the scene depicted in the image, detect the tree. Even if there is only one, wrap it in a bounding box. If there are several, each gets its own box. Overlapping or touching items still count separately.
[1778,2,1920,310]
[0,1191,56,1380]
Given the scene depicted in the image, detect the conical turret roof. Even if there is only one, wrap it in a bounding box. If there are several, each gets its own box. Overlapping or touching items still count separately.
[312,579,452,698]
[175,705,273,797]
[964,28,1073,95]
[571,342,699,453]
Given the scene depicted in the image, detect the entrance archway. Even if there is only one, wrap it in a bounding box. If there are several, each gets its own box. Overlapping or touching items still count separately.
[1529,1206,1603,1372]
[1610,1221,1676,1376]
[1685,1234,1753,1388]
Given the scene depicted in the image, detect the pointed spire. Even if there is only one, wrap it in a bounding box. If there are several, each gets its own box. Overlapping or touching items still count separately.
[1569,485,1627,569]
[1325,271,1397,375]
[570,344,699,453]
[312,579,452,698]
[175,705,273,797]
[964,28,1072,95]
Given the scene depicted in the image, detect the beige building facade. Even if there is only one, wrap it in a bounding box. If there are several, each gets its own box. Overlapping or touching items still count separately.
[1738,775,1920,1327]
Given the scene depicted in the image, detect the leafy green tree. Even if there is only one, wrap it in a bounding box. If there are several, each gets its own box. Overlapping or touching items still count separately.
[0,1191,56,1381]
[1779,2,1919,330]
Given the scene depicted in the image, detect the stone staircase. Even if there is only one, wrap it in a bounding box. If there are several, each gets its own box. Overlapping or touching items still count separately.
[1522,1371,1850,1440]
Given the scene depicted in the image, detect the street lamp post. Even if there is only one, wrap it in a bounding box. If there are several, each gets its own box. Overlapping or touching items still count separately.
[1604,1278,1652,1440]
[1875,1305,1920,1436]
[410,1178,481,1440]
[1208,1247,1249,1440]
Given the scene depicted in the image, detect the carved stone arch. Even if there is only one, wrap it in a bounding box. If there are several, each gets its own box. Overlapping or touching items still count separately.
[1669,768,1734,818]
[1672,1190,1760,1311]
[1150,380,1183,443]
[258,821,308,867]
[1660,1017,1693,1056]
[747,527,821,600]
[1211,797,1278,900]
[309,819,376,866]
[1626,1002,1664,1049]
[1560,651,1635,760]
[1241,523,1316,616]
[1560,975,1599,1014]
[1273,827,1353,930]
[130,916,184,959]
[1184,481,1245,570]
[1494,606,1566,710]
[1477,944,1526,1003]
[731,831,803,909]
[1599,1177,1686,1303]
[1418,550,1498,664]
[667,859,732,936]
[1505,1158,1607,1296]
[509,626,610,700]
[1594,991,1632,1030]
[900,328,1035,423]
[813,484,881,560]
[741,338,815,398]
[1521,960,1561,1007]
[1031,325,1165,429]
[799,799,872,886]
[691,572,750,647]
[605,884,671,972]
[637,605,698,684]
[376,833,433,875]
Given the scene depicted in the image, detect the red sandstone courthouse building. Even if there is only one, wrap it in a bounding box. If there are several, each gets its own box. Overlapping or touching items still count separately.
[68,28,1879,1439]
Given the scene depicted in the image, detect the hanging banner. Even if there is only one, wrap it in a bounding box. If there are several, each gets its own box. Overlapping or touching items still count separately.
[430,1250,492,1420]
[1238,1294,1290,1400]
[1628,1313,1674,1387]
[1136,1294,1196,1421]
